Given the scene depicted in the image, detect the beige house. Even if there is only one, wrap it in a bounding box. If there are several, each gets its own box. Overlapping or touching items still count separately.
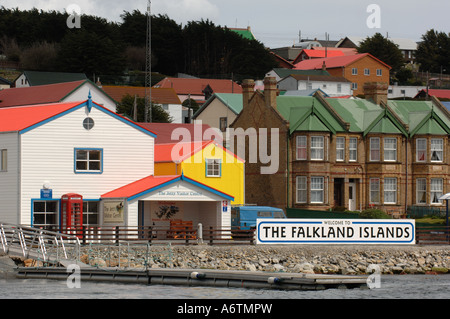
[192,93,243,147]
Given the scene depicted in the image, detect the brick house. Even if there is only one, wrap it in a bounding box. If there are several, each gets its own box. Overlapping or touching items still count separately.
[230,77,450,214]
[294,53,391,96]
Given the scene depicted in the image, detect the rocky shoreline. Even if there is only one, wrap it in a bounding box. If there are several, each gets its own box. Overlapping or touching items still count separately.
[3,245,450,276]
[72,245,450,275]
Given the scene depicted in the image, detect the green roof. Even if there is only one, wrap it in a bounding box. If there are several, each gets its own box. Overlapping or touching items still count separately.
[193,93,243,119]
[272,68,330,79]
[325,98,383,132]
[277,96,347,134]
[22,71,87,86]
[230,28,256,41]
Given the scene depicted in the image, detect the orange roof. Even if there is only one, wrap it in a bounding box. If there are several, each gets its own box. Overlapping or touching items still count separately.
[155,141,213,162]
[102,86,182,105]
[301,49,345,59]
[0,102,82,133]
[101,175,180,199]
[101,174,234,201]
[294,53,391,70]
[154,78,242,95]
[155,140,245,163]
[0,81,86,108]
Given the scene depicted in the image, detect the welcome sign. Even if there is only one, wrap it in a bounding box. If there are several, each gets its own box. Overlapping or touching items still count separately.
[257,219,415,245]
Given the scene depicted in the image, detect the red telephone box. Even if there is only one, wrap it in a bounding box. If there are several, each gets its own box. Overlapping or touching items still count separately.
[61,193,83,238]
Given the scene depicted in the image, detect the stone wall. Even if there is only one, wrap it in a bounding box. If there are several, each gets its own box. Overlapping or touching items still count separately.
[80,245,450,275]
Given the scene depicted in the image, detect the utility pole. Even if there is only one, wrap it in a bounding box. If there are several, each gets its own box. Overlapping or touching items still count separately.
[145,0,152,122]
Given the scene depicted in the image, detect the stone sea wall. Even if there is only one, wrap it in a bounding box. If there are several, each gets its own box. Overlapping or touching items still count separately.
[77,245,450,275]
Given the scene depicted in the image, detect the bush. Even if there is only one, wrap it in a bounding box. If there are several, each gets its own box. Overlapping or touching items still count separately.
[359,209,392,219]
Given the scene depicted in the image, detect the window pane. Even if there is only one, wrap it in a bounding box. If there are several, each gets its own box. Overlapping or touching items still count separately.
[296,176,307,203]
[310,177,324,203]
[370,178,380,203]
[384,178,397,203]
[431,179,443,204]
[311,137,324,160]
[349,138,357,161]
[431,139,443,162]
[370,138,380,161]
[336,137,345,161]
[384,138,397,161]
[296,136,307,160]
[89,150,101,161]
[416,179,426,204]
[89,161,101,171]
[76,150,88,160]
[76,161,87,170]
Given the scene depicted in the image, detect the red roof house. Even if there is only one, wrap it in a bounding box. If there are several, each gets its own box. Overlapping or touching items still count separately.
[293,53,391,96]
[0,80,117,112]
[154,78,242,104]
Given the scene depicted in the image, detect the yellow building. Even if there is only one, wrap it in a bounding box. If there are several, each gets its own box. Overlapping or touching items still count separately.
[154,141,245,205]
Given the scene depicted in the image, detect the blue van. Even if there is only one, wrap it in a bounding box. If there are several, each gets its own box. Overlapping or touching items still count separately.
[231,206,286,230]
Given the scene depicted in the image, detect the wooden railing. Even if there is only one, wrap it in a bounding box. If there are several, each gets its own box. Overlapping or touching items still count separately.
[416,226,450,245]
[43,225,256,246]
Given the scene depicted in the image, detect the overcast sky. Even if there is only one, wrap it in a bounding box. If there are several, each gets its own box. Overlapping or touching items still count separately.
[2,0,449,48]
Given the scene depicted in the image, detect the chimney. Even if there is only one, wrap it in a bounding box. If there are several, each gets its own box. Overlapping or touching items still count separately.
[263,77,278,109]
[322,61,327,71]
[363,82,388,105]
[242,79,255,110]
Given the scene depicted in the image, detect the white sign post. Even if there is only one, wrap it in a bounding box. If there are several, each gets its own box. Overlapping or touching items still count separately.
[256,219,415,245]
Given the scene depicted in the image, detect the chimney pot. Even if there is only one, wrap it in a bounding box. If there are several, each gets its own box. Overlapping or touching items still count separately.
[263,77,278,109]
[242,79,255,110]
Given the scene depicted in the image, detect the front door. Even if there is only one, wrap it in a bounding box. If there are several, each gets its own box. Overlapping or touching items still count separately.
[348,182,356,211]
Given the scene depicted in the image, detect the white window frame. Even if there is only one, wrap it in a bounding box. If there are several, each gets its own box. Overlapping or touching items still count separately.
[416,138,427,162]
[336,137,345,162]
[431,178,443,204]
[370,178,380,204]
[384,178,397,204]
[310,136,324,161]
[430,138,443,162]
[352,68,358,75]
[296,176,307,203]
[296,136,307,160]
[370,137,380,161]
[416,178,427,204]
[83,201,100,226]
[376,69,382,76]
[364,68,370,76]
[206,158,221,177]
[349,138,357,162]
[310,177,324,204]
[352,83,358,90]
[384,138,397,162]
[74,148,103,174]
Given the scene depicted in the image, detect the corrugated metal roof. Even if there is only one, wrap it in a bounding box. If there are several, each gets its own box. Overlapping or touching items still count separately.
[154,78,243,95]
[0,81,86,108]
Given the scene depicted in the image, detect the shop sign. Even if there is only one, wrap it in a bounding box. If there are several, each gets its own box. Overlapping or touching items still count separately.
[256,219,415,245]
[103,201,125,224]
[40,189,53,199]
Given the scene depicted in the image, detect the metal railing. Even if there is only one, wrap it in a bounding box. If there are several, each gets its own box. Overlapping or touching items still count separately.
[0,223,81,264]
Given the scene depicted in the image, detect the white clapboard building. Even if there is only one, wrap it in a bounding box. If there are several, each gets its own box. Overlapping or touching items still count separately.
[0,95,232,231]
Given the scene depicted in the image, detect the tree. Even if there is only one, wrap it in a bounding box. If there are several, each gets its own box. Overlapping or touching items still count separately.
[357,33,405,75]
[57,28,126,77]
[117,94,173,123]
[416,29,450,74]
